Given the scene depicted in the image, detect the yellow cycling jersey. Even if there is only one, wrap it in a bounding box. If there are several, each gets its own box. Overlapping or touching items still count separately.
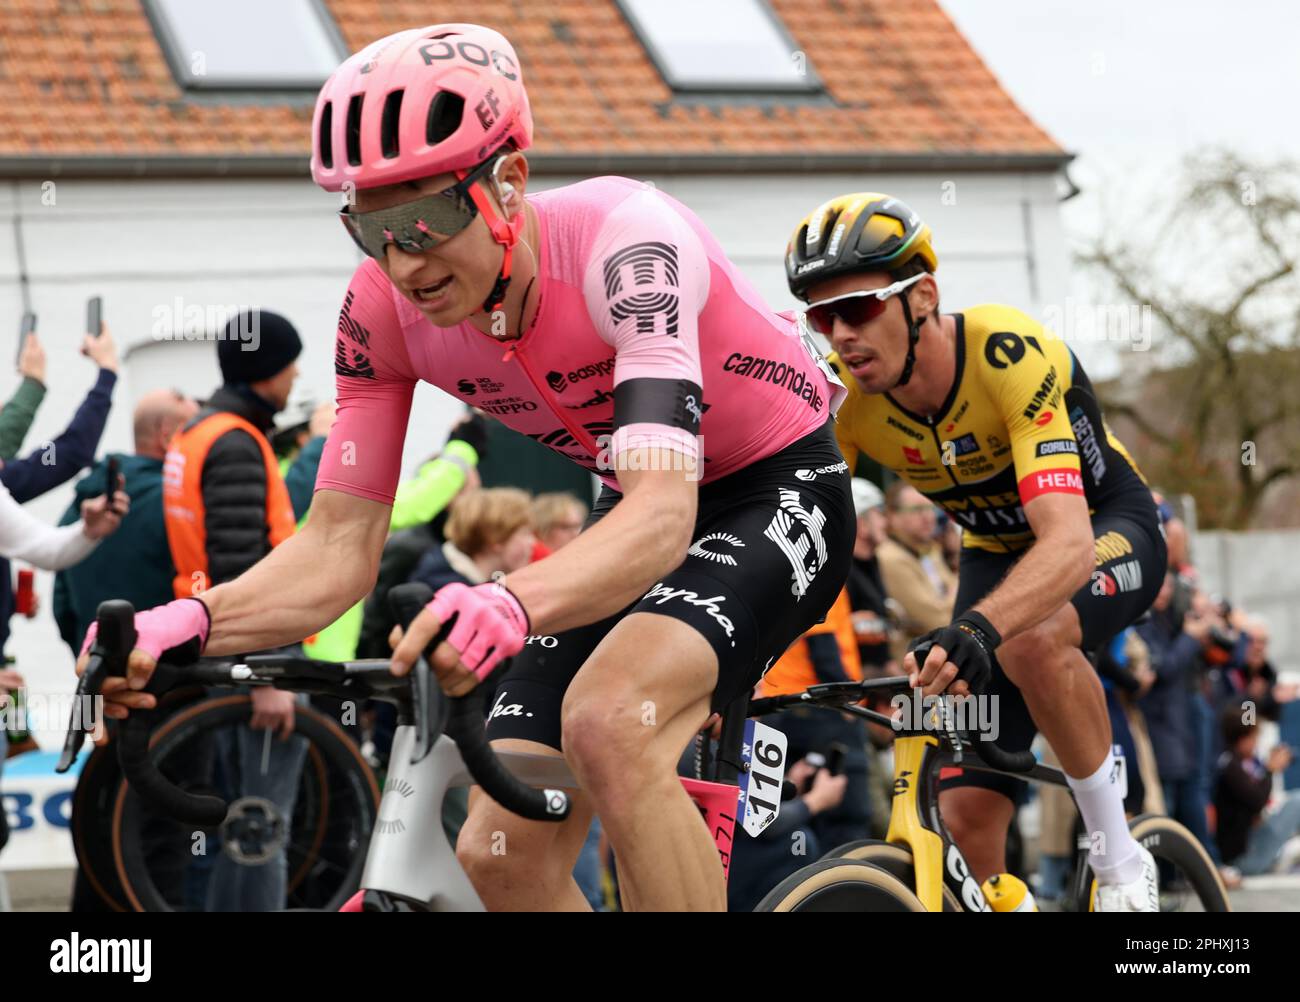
[832,303,1148,553]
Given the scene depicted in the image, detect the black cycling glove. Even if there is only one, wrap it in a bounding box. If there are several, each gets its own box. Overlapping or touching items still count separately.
[908,611,1002,694]
[446,412,490,462]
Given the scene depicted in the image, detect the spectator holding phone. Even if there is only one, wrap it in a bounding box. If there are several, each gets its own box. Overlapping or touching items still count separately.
[1215,707,1300,876]
[0,324,119,655]
[0,329,51,462]
[53,388,199,652]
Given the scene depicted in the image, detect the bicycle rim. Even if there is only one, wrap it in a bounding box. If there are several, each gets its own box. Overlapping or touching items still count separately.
[111,695,379,912]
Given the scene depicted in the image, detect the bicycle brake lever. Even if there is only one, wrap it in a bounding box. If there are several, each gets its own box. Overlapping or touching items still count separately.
[56,599,138,773]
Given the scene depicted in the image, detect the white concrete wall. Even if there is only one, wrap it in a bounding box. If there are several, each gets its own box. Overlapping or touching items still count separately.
[0,169,1066,719]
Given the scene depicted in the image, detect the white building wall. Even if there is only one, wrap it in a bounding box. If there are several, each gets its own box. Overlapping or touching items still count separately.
[0,169,1066,708]
[1195,529,1300,673]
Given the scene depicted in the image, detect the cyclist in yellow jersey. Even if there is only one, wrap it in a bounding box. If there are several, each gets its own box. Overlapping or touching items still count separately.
[784,194,1166,911]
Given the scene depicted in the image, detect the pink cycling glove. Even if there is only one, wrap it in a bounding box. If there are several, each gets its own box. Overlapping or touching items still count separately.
[80,597,212,662]
[426,581,530,681]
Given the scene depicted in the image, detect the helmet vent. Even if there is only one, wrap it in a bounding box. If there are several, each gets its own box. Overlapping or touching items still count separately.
[345,94,364,167]
[381,89,404,159]
[318,101,333,169]
[819,209,842,254]
[426,90,465,145]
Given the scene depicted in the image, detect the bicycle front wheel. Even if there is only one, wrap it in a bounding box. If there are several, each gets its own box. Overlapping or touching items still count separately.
[111,695,380,912]
[755,859,927,912]
[824,839,963,911]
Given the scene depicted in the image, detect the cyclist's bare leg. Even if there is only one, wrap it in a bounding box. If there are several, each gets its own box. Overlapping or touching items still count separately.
[997,603,1111,781]
[455,738,596,911]
[939,788,1015,882]
[941,603,1111,882]
[561,612,721,912]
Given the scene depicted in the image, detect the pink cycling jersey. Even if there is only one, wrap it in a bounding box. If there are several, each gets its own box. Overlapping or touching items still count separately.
[317,176,837,502]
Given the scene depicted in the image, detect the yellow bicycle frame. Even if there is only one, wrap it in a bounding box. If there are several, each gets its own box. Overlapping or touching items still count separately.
[885,733,947,912]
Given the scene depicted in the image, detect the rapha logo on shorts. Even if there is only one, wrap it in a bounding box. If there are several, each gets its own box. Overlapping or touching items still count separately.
[687,532,744,566]
[642,583,736,644]
[489,690,533,720]
[763,489,828,598]
[795,460,849,481]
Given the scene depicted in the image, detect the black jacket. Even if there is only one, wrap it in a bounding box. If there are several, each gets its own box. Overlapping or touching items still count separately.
[1214,752,1272,863]
[188,385,286,586]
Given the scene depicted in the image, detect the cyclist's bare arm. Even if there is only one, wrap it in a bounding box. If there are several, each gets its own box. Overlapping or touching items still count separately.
[390,455,697,682]
[968,491,1094,640]
[505,458,697,634]
[202,488,391,655]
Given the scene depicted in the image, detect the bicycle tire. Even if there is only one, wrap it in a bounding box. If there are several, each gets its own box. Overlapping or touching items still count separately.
[70,742,129,911]
[70,686,208,912]
[1076,813,1232,912]
[755,859,927,912]
[823,839,963,911]
[111,695,379,912]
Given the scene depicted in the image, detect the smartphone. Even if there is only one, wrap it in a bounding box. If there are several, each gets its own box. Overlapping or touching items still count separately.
[105,454,119,508]
[87,296,103,338]
[826,742,849,777]
[17,310,36,368]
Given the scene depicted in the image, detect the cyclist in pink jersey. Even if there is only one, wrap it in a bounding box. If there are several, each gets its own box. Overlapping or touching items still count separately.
[81,23,854,911]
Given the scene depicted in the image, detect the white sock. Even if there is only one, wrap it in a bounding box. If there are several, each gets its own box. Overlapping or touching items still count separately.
[1066,751,1143,885]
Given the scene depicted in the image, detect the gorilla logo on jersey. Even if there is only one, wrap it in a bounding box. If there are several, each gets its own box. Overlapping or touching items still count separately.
[603,242,680,338]
[763,489,828,599]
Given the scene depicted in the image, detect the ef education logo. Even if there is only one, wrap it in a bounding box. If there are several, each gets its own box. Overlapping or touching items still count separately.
[50,934,151,981]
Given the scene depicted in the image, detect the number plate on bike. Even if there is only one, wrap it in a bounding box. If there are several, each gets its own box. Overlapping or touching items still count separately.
[740,720,788,837]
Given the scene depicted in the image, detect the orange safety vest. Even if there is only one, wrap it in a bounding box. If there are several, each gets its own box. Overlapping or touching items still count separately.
[162,412,296,600]
[761,587,862,697]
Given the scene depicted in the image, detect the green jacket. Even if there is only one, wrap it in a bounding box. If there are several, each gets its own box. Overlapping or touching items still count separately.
[295,440,478,662]
[0,377,46,459]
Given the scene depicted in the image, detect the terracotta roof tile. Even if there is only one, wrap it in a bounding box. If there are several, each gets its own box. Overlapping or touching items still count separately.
[0,0,1064,164]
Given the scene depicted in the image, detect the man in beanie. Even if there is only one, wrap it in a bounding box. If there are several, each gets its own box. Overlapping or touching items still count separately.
[161,308,314,911]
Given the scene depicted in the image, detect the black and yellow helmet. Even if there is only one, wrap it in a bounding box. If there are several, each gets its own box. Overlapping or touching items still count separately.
[785,193,937,302]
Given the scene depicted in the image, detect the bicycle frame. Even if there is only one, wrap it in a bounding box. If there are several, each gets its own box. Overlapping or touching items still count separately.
[882,727,1071,912]
[360,689,754,910]
[360,725,582,911]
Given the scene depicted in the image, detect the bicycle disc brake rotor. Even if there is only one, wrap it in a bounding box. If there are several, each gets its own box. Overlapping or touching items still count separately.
[220,796,289,865]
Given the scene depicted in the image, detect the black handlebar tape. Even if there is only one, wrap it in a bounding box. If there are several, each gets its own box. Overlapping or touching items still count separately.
[446,692,571,822]
[909,639,1037,774]
[966,733,1038,773]
[386,581,570,823]
[118,707,227,826]
[87,601,227,825]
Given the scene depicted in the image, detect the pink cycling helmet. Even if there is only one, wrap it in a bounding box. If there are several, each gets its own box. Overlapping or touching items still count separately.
[311,23,533,192]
